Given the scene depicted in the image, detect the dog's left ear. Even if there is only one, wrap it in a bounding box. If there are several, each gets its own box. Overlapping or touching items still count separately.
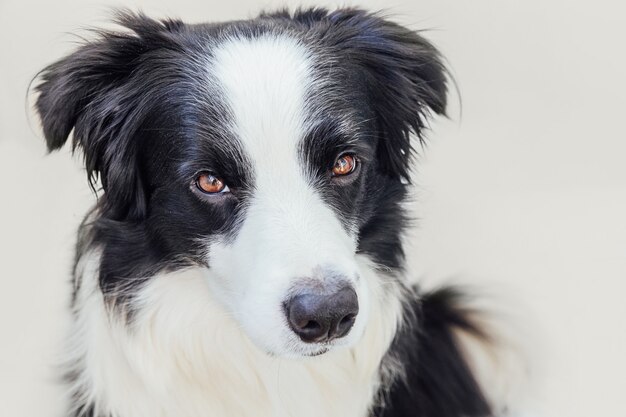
[321,9,449,180]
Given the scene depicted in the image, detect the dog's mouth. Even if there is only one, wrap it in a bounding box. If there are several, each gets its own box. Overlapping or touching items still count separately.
[305,347,329,357]
[268,343,333,359]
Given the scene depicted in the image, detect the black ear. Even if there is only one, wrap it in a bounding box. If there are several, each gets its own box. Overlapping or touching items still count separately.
[321,9,449,180]
[33,12,184,220]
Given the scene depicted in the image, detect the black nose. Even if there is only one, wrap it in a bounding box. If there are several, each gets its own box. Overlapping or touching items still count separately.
[285,285,359,343]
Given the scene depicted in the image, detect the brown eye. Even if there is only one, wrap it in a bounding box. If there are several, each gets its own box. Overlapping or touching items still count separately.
[196,172,228,194]
[332,154,358,176]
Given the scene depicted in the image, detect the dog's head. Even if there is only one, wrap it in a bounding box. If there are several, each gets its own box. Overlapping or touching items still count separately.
[34,9,447,357]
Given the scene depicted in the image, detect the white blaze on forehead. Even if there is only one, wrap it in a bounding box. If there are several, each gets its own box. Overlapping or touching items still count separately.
[209,33,357,270]
[209,33,358,260]
[211,34,312,179]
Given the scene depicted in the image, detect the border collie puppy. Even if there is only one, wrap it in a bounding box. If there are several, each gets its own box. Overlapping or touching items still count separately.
[34,7,494,417]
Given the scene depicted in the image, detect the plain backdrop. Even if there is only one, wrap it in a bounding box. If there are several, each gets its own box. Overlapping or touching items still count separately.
[1,1,625,416]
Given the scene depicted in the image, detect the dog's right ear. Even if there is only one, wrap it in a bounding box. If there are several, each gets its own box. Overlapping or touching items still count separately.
[34,12,164,151]
[33,12,185,220]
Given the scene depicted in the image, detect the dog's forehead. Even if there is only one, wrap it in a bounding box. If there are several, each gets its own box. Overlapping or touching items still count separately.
[209,33,314,173]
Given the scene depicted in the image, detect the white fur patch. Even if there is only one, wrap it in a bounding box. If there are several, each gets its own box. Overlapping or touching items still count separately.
[205,34,369,357]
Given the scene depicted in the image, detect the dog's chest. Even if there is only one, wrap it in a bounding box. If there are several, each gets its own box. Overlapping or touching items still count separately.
[71,264,398,417]
[143,353,380,417]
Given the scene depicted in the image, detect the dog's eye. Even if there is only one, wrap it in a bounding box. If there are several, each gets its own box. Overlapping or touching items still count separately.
[332,154,358,177]
[196,172,229,194]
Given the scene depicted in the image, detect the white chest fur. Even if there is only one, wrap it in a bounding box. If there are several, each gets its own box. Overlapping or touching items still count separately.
[67,253,403,417]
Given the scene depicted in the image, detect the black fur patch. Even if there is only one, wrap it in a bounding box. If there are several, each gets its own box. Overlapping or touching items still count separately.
[374,287,492,417]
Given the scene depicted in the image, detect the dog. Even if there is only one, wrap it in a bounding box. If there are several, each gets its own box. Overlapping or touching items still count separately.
[34,7,497,417]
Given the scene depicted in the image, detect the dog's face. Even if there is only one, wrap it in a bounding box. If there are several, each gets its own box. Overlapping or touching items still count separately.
[34,9,447,357]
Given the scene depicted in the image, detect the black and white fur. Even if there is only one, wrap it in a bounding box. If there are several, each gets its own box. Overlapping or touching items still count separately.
[34,8,494,417]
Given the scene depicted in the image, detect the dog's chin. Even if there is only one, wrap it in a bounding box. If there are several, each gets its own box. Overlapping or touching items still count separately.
[267,345,331,359]
[306,347,330,357]
[263,337,358,359]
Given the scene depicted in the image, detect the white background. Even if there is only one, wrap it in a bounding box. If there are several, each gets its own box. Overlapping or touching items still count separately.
[1,1,625,416]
